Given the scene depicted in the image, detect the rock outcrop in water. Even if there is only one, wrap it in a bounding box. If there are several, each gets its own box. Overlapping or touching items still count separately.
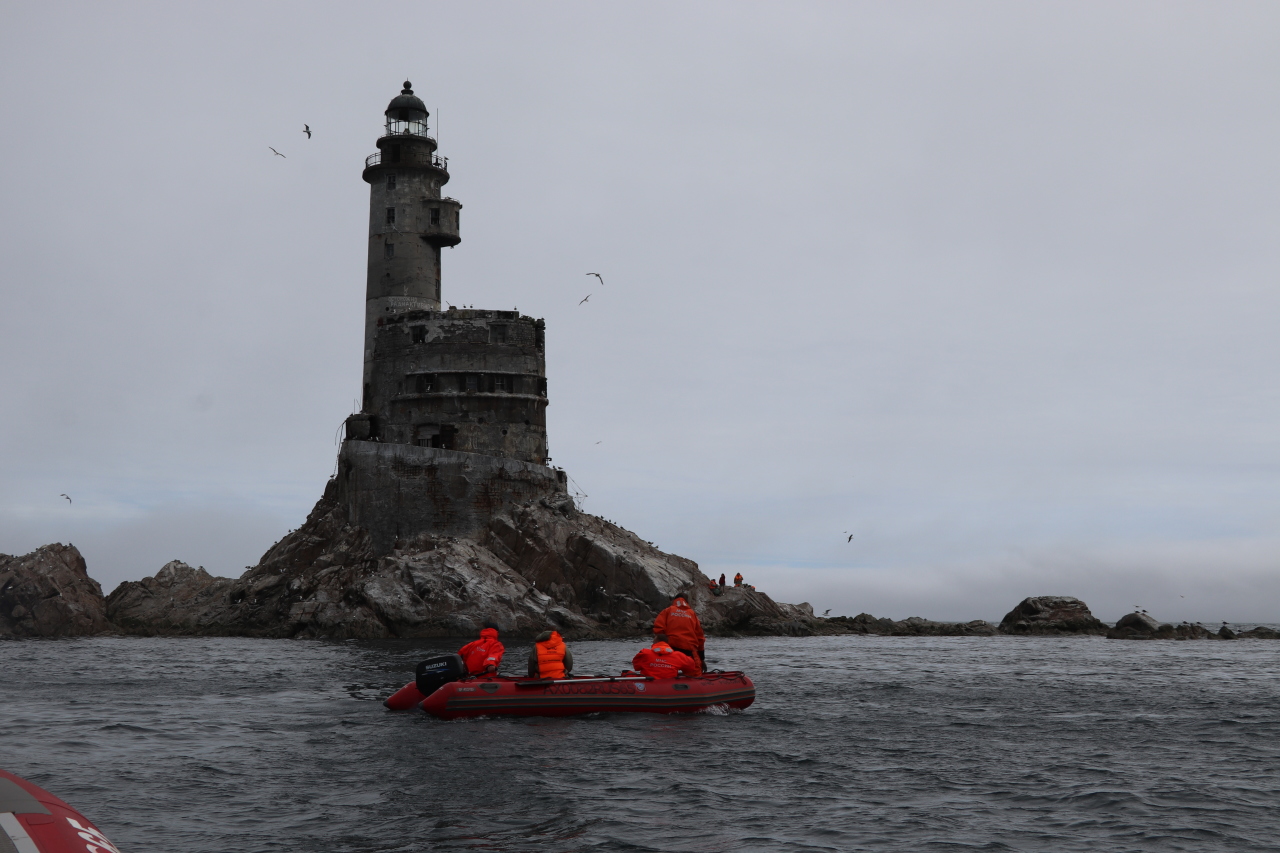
[1106,612,1242,640]
[106,483,814,639]
[823,613,997,636]
[0,544,116,638]
[998,596,1108,635]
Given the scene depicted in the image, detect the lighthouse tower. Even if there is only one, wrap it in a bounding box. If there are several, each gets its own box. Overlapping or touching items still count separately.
[339,82,564,551]
[359,81,461,393]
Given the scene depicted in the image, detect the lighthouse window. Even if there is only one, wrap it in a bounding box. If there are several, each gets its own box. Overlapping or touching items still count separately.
[384,242,395,259]
[493,375,509,392]
[456,210,461,228]
[386,174,397,189]
[411,326,426,344]
[430,208,440,225]
[490,324,508,344]
[386,207,396,225]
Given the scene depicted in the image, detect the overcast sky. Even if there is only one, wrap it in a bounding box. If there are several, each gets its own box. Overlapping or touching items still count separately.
[3,2,1279,623]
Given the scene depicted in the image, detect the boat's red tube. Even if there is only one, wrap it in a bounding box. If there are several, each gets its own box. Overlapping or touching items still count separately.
[0,768,122,853]
[384,681,428,710]
[421,671,755,719]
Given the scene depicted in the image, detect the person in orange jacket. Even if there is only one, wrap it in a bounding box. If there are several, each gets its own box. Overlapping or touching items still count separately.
[733,572,743,587]
[457,622,505,675]
[527,629,574,679]
[632,636,700,678]
[652,594,705,665]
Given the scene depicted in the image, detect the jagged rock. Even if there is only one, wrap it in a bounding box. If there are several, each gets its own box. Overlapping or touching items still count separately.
[998,596,1108,635]
[105,485,817,639]
[1237,626,1280,639]
[0,544,115,638]
[1218,625,1236,640]
[105,560,234,635]
[1106,612,1223,640]
[823,613,997,636]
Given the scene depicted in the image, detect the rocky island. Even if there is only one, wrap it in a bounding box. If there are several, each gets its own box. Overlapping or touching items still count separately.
[4,85,1277,645]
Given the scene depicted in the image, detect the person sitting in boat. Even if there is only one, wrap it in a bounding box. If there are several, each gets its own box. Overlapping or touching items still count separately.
[632,636,701,678]
[652,593,706,666]
[527,629,574,678]
[458,622,505,675]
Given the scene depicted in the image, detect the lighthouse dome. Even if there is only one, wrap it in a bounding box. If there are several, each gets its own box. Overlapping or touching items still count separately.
[387,81,428,118]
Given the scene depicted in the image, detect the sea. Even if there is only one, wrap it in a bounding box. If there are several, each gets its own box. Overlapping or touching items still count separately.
[2,634,1278,852]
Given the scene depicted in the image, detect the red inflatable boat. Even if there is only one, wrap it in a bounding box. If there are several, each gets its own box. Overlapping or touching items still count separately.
[386,671,755,719]
[0,768,122,853]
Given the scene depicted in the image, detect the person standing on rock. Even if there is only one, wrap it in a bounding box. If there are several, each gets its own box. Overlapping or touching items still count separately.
[632,635,700,678]
[733,572,743,587]
[527,630,574,678]
[458,622,505,675]
[652,594,706,666]
[718,573,726,592]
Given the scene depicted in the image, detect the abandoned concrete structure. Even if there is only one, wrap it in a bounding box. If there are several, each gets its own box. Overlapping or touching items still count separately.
[340,82,564,550]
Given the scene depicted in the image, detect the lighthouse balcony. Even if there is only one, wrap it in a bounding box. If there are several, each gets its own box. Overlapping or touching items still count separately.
[366,150,449,170]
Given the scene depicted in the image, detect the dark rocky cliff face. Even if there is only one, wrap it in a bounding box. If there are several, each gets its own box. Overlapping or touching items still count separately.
[0,543,116,638]
[105,486,814,639]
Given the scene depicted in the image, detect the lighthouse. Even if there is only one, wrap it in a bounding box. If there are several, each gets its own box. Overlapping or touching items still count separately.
[339,82,563,551]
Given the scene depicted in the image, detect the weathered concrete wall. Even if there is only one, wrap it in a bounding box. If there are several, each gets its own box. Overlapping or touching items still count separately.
[335,439,566,552]
[363,308,549,463]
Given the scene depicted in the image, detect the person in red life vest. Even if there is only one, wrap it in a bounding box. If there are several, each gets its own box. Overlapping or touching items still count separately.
[652,593,706,665]
[527,629,574,678]
[632,635,701,678]
[707,578,719,596]
[457,622,505,675]
[733,572,743,587]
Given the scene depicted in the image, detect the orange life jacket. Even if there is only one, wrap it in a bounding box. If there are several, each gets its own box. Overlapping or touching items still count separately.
[535,631,567,679]
[458,627,505,674]
[653,597,705,653]
[632,641,700,678]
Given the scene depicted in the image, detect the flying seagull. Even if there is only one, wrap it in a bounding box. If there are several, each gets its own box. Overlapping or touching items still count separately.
[587,273,604,285]
[823,609,831,617]
[269,147,286,158]
[303,125,311,138]
[60,494,71,504]
[579,294,591,305]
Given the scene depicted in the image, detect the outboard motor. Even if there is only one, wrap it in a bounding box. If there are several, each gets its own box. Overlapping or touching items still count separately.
[385,653,469,710]
[416,654,467,697]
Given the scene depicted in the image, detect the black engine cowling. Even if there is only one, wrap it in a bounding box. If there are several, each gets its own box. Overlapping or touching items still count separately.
[416,654,467,697]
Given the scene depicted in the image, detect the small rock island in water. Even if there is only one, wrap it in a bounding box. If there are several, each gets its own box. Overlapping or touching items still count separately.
[2,85,1277,644]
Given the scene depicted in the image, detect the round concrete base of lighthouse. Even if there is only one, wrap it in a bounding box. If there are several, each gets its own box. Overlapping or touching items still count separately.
[335,439,568,553]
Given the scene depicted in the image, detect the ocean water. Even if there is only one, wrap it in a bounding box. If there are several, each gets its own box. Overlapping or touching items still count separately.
[1,634,1278,852]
